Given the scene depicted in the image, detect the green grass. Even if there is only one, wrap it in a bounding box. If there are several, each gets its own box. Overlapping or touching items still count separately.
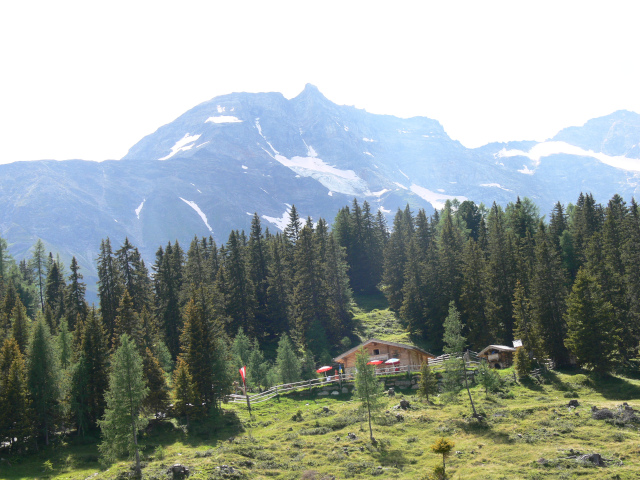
[4,369,640,479]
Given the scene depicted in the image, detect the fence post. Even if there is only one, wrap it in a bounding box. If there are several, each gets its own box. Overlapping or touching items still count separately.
[245,386,252,416]
[275,385,279,402]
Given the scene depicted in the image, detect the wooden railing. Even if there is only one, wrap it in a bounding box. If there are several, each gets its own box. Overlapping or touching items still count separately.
[225,351,480,405]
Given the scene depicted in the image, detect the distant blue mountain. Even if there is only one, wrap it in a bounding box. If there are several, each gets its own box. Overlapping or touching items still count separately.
[1,85,639,300]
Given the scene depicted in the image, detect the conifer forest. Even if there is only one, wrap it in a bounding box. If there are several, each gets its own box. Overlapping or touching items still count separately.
[1,191,639,455]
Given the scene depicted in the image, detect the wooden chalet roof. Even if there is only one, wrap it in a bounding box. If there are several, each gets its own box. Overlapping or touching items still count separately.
[333,338,435,363]
[478,345,517,356]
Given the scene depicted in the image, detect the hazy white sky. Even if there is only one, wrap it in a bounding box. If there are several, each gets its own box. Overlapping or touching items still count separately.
[1,0,638,164]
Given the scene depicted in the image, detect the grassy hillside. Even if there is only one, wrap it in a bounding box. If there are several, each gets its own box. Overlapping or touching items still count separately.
[3,367,640,480]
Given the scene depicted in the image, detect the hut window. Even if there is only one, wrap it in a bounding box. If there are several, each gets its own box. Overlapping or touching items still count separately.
[373,349,380,355]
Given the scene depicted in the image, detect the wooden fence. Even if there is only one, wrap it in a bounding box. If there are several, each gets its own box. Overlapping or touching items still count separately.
[225,350,481,405]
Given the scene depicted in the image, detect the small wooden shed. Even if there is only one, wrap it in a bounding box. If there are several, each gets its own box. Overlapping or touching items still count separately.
[333,339,435,373]
[478,345,516,369]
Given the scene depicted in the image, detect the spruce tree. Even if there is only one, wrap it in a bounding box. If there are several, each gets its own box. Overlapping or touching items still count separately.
[460,239,489,350]
[97,238,122,344]
[418,362,438,403]
[564,268,619,374]
[44,258,66,327]
[275,334,300,384]
[57,317,72,369]
[231,327,252,369]
[530,223,569,366]
[27,318,61,446]
[71,309,109,432]
[65,256,88,330]
[142,348,170,416]
[112,289,144,351]
[98,334,149,475]
[153,242,184,359]
[247,339,269,388]
[10,297,30,354]
[0,338,34,452]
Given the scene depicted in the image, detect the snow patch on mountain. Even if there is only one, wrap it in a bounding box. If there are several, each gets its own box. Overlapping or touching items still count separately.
[159,133,201,160]
[518,165,535,175]
[135,199,145,219]
[496,141,640,171]
[255,118,279,156]
[399,170,410,180]
[299,132,318,157]
[206,115,242,124]
[364,151,373,156]
[371,188,390,197]
[273,154,369,196]
[262,206,292,231]
[217,105,225,113]
[378,206,391,213]
[242,165,248,170]
[410,184,467,210]
[179,197,213,232]
[393,182,408,190]
[363,138,375,142]
[480,183,513,192]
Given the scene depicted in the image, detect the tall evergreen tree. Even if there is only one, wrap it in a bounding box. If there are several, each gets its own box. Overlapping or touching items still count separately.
[153,242,185,359]
[65,256,88,330]
[71,309,109,433]
[98,334,148,476]
[275,334,300,384]
[442,301,465,354]
[0,338,33,452]
[383,208,411,311]
[460,239,489,350]
[354,348,384,442]
[27,318,61,446]
[97,238,122,345]
[564,269,619,373]
[11,297,30,354]
[44,258,66,328]
[112,289,143,351]
[29,239,48,312]
[530,223,569,366]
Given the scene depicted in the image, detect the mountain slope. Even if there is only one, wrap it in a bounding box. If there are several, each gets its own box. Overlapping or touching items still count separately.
[1,85,639,298]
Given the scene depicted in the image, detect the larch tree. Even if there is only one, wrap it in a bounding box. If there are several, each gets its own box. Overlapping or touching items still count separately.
[98,334,149,476]
[354,348,384,443]
[29,239,47,312]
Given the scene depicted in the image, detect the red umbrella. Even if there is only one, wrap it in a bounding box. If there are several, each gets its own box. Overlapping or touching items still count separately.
[384,358,400,364]
[367,360,383,365]
[316,366,332,373]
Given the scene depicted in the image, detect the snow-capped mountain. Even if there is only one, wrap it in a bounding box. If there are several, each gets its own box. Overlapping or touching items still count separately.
[1,85,639,298]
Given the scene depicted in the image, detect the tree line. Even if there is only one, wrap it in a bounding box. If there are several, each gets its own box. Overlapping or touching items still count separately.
[0,192,638,453]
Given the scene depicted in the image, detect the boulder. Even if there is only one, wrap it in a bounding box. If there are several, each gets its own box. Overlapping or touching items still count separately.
[168,464,189,478]
[341,387,349,394]
[387,387,395,397]
[567,399,580,408]
[578,453,605,466]
[331,391,339,395]
[317,391,329,396]
[399,400,411,410]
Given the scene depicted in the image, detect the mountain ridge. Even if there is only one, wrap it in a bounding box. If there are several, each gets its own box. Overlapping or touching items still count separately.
[1,86,639,300]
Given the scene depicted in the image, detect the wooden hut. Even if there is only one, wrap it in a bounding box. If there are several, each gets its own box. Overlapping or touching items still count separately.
[333,339,435,374]
[478,345,516,369]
